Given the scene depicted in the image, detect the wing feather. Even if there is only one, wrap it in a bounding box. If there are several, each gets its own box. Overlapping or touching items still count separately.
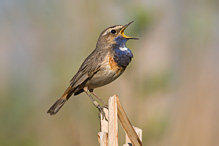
[70,49,107,88]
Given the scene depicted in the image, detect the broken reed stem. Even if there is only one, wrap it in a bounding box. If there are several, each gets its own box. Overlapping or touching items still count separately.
[98,95,142,146]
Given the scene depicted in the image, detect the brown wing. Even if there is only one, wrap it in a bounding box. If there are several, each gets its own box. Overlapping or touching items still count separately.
[70,49,108,89]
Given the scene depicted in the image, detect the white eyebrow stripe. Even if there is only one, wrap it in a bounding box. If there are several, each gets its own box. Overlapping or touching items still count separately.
[102,29,110,36]
[101,25,122,36]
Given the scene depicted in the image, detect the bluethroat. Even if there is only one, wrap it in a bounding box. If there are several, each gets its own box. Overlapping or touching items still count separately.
[47,21,138,116]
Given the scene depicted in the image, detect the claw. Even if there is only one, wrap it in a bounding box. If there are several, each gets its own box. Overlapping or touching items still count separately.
[103,104,108,109]
[98,105,108,121]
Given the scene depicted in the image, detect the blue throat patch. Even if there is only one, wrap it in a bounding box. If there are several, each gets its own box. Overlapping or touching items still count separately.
[113,37,133,67]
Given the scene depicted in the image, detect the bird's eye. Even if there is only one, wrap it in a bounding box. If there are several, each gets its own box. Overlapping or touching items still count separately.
[111,29,116,34]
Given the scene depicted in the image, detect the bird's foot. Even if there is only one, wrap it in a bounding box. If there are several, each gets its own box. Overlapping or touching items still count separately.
[102,104,108,109]
[97,105,108,121]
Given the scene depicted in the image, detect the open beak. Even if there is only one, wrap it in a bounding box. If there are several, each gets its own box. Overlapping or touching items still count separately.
[120,21,139,40]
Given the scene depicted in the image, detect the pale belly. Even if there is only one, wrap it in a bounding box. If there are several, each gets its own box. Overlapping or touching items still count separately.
[85,64,125,89]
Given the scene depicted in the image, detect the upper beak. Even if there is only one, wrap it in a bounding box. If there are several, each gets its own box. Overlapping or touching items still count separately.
[120,21,139,40]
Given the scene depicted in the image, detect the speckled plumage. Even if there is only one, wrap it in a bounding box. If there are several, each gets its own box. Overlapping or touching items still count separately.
[48,21,137,115]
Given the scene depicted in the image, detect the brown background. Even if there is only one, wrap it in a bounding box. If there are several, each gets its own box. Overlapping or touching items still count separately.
[0,0,218,146]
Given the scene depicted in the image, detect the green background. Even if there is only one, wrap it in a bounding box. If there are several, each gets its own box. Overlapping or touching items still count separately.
[0,0,219,146]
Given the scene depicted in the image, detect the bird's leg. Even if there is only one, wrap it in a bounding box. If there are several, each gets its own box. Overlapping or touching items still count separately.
[90,92,108,108]
[83,87,107,120]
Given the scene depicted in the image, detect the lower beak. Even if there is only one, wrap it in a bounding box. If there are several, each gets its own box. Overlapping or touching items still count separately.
[120,21,139,40]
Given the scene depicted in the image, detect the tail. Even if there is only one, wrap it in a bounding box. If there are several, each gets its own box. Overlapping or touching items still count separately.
[47,86,74,115]
[47,98,67,115]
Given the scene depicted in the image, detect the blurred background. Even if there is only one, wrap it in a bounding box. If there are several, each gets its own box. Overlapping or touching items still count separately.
[0,0,219,146]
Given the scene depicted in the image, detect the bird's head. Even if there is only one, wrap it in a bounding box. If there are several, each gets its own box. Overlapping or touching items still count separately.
[97,21,138,48]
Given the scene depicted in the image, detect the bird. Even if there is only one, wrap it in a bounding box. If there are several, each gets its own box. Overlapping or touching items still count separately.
[47,21,138,116]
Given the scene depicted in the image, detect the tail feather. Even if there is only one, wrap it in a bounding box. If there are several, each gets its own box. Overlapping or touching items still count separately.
[47,85,76,115]
[47,98,66,115]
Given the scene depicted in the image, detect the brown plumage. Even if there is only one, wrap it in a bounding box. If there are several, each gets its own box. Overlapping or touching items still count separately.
[47,21,138,115]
